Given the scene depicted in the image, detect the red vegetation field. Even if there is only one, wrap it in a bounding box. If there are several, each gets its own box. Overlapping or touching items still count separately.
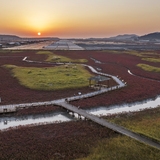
[69,50,160,108]
[16,105,63,116]
[0,121,116,160]
[0,50,93,105]
[0,50,160,159]
[0,50,160,108]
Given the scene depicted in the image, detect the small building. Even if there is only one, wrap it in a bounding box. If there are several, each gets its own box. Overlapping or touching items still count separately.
[89,75,110,90]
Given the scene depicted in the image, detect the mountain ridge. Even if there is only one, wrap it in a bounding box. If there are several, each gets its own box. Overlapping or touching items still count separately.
[139,32,160,40]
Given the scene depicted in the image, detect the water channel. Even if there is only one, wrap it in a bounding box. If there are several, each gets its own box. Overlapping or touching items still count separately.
[87,96,160,116]
[0,112,73,130]
[0,96,160,131]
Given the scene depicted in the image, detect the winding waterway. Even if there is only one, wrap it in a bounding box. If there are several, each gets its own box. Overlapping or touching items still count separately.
[0,96,159,130]
[0,56,159,130]
[87,96,160,116]
[0,112,73,130]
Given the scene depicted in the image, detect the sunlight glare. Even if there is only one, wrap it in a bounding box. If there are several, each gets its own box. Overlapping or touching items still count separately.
[38,32,41,36]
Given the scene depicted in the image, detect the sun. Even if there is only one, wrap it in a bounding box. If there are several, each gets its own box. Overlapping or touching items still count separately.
[37,32,41,36]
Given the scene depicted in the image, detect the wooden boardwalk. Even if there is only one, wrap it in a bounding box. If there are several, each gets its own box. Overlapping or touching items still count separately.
[56,102,160,150]
[0,84,123,113]
[0,61,126,113]
[0,56,160,149]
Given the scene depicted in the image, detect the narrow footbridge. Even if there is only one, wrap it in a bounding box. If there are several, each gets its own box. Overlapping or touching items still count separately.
[1,57,159,149]
[56,102,160,150]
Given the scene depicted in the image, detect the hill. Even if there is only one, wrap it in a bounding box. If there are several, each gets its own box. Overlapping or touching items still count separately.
[0,35,20,40]
[139,32,160,40]
[108,34,138,40]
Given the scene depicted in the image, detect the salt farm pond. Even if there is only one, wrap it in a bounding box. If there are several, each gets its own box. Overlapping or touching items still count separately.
[0,96,160,130]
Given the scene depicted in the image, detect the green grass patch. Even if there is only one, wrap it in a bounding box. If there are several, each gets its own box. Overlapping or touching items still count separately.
[123,51,158,58]
[36,51,87,63]
[36,51,53,55]
[142,57,160,63]
[103,50,158,58]
[106,107,160,142]
[77,136,160,160]
[4,64,93,90]
[124,51,145,57]
[0,49,10,53]
[102,50,122,54]
[137,64,160,72]
[11,50,23,53]
[0,49,22,53]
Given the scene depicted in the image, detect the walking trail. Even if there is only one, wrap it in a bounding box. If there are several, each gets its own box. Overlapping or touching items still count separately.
[0,57,159,150]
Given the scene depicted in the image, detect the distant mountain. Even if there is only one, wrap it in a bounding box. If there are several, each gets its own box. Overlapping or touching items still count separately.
[0,34,59,42]
[109,34,138,40]
[0,35,20,40]
[139,32,160,40]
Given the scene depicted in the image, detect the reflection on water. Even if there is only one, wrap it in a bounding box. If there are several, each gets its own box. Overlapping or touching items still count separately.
[0,96,160,130]
[87,96,160,116]
[0,112,73,130]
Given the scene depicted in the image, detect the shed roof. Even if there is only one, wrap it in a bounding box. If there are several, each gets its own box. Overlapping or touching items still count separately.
[89,75,110,82]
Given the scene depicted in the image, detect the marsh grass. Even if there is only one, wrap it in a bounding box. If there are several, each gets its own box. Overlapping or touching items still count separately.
[11,50,23,53]
[106,106,160,142]
[142,57,160,63]
[37,51,87,63]
[0,49,22,53]
[0,49,10,53]
[126,51,158,57]
[4,64,93,90]
[77,107,160,160]
[104,50,156,56]
[137,64,160,72]
[77,136,160,160]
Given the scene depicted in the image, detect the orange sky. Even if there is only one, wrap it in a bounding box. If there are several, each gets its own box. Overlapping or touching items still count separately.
[0,0,160,38]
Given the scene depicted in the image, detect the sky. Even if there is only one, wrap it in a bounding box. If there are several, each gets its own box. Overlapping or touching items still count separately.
[0,0,160,38]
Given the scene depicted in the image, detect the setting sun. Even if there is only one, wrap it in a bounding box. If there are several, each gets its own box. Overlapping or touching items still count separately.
[38,32,41,36]
[0,0,160,38]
